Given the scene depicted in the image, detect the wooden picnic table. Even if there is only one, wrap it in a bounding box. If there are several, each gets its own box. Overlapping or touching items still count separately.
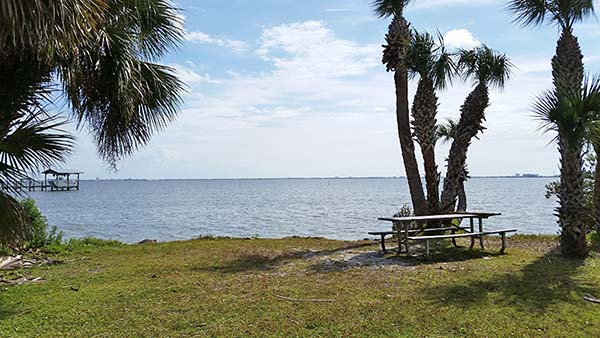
[373,212,515,256]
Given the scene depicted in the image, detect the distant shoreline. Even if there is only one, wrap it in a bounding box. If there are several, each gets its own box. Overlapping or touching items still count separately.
[82,176,559,182]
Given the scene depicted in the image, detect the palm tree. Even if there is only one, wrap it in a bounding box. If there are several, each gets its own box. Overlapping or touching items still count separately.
[0,0,184,244]
[404,31,456,214]
[440,46,512,213]
[507,0,594,95]
[534,76,600,257]
[373,0,427,215]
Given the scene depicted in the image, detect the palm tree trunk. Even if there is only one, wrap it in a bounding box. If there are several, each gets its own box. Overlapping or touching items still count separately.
[457,180,467,212]
[440,83,489,213]
[383,14,427,215]
[552,28,584,96]
[395,70,427,215]
[412,78,440,214]
[552,27,587,256]
[558,139,588,257]
[593,144,600,232]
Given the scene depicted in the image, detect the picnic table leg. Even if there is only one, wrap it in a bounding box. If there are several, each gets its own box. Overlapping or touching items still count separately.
[380,234,387,254]
[425,240,430,257]
[397,231,402,254]
[451,229,458,247]
[404,223,410,256]
[478,217,485,250]
[500,232,507,253]
[469,218,475,249]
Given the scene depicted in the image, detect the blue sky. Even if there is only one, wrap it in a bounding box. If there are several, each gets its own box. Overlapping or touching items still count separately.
[65,0,600,179]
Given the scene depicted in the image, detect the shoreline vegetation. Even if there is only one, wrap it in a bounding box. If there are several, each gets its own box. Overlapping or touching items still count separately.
[1,235,599,337]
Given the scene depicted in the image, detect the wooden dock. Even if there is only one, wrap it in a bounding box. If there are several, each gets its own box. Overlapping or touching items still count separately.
[41,169,82,191]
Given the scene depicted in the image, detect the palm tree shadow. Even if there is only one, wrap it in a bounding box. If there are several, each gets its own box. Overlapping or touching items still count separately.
[193,242,376,274]
[420,248,595,313]
[306,245,508,273]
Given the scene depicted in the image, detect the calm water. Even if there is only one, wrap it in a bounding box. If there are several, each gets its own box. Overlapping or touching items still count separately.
[28,178,559,243]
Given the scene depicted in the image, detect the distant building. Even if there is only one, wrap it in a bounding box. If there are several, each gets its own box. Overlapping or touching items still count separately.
[514,173,540,178]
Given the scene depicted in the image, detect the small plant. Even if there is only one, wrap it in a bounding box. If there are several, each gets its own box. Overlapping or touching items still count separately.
[20,198,63,250]
[392,204,418,231]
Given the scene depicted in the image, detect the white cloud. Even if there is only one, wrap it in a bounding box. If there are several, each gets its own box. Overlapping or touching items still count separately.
[257,21,379,78]
[69,19,564,179]
[444,29,481,49]
[186,31,248,53]
[171,64,220,85]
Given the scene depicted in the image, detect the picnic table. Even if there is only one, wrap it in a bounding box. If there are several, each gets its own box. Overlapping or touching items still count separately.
[370,212,516,256]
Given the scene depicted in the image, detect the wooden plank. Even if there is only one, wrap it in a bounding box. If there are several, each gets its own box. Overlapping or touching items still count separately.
[369,227,470,236]
[407,229,517,241]
[368,231,396,235]
[454,211,502,217]
[378,213,486,222]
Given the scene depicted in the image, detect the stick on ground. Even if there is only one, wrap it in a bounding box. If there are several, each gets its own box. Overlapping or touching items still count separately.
[275,295,335,302]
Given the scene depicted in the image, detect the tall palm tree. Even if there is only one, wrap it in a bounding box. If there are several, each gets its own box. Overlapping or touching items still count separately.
[534,76,600,257]
[507,0,594,96]
[404,31,456,214]
[374,0,427,215]
[0,0,184,244]
[440,46,512,213]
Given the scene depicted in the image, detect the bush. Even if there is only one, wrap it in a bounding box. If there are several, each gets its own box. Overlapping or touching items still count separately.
[66,237,123,248]
[20,198,63,250]
[392,203,418,231]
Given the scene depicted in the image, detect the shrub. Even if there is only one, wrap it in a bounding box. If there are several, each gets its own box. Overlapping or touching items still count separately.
[20,198,63,249]
[392,203,418,231]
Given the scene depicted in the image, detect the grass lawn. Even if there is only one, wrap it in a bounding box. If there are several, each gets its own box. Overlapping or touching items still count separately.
[0,235,599,337]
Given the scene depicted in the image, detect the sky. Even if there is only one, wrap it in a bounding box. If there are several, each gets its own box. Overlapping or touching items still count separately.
[62,0,600,179]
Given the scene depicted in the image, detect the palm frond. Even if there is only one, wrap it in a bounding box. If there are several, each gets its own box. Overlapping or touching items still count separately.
[534,75,600,150]
[506,0,549,27]
[458,45,513,89]
[532,89,561,143]
[431,32,457,90]
[126,0,184,60]
[404,29,457,90]
[551,0,595,28]
[0,192,27,246]
[507,0,595,29]
[436,117,484,143]
[436,118,459,144]
[586,119,600,146]
[60,0,184,167]
[0,114,74,174]
[372,0,415,18]
[0,0,106,57]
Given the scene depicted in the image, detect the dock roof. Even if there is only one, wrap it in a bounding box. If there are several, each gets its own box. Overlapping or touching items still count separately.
[42,169,83,175]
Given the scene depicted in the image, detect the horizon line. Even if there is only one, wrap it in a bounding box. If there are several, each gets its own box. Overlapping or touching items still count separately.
[84,175,560,181]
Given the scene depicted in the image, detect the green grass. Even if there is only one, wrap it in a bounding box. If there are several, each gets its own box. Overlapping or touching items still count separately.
[1,235,600,337]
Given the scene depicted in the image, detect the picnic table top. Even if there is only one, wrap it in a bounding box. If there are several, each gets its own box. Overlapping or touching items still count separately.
[378,212,501,223]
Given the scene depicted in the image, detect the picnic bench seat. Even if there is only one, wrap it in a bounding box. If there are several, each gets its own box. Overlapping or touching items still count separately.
[368,227,469,254]
[407,229,517,256]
